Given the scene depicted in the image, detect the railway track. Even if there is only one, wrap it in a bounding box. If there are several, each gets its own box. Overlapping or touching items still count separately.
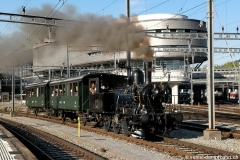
[181,104,240,114]
[156,137,239,159]
[0,117,105,160]
[1,110,239,160]
[180,121,240,139]
[180,104,240,139]
[182,110,240,124]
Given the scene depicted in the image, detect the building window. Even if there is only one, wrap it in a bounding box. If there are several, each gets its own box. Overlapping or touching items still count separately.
[176,29,185,33]
[190,30,197,33]
[161,29,170,33]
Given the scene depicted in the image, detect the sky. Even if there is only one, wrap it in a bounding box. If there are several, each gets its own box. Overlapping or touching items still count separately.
[0,0,240,66]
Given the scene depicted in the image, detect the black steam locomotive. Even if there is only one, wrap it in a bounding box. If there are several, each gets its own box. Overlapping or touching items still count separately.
[26,62,183,139]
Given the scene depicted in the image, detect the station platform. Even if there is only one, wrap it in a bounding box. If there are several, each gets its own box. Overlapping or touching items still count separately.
[183,120,240,131]
[0,124,36,160]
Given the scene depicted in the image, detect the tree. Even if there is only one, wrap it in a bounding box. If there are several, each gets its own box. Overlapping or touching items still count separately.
[222,62,239,68]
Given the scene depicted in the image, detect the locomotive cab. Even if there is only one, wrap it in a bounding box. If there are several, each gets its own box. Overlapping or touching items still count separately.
[89,77,114,113]
[88,75,128,114]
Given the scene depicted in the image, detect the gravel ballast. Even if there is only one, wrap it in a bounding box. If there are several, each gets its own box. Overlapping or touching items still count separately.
[170,129,240,155]
[0,114,180,160]
[1,111,239,159]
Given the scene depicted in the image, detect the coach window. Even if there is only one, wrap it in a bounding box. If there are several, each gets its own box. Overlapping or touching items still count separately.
[36,87,40,97]
[70,83,73,96]
[40,87,44,97]
[29,89,32,97]
[55,85,59,96]
[32,88,36,97]
[62,84,65,96]
[26,89,29,97]
[73,82,78,96]
[59,85,63,95]
[51,86,55,96]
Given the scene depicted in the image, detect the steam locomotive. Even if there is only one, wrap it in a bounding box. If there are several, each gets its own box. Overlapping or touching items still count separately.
[25,62,183,139]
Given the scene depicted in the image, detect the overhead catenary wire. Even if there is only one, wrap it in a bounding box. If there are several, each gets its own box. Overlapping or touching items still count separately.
[144,0,147,14]
[0,0,31,36]
[211,0,240,65]
[95,0,118,15]
[179,0,188,12]
[2,0,68,62]
[146,1,207,30]
[214,4,236,68]
[137,0,170,15]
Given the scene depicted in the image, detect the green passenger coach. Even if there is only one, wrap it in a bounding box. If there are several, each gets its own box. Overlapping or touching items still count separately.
[25,73,126,121]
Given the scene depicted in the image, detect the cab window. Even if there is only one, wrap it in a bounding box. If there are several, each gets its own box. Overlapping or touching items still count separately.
[100,80,108,92]
[89,80,97,94]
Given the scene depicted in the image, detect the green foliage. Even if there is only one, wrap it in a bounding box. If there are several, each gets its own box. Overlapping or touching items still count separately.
[213,61,240,68]
[214,65,222,68]
[222,62,239,68]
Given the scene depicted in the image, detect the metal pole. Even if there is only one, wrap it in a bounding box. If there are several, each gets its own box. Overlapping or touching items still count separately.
[48,69,51,81]
[114,52,116,69]
[126,0,131,78]
[20,67,22,105]
[12,67,15,111]
[188,40,194,105]
[207,0,215,130]
[48,26,52,43]
[67,43,70,78]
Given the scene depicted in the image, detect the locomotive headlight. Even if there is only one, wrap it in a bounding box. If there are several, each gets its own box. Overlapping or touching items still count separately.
[141,105,147,114]
[172,108,178,113]
[141,108,147,114]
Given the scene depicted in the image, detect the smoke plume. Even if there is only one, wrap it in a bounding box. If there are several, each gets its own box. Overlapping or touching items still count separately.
[0,4,153,69]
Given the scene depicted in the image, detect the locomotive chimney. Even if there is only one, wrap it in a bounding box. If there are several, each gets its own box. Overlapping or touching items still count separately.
[144,61,152,85]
